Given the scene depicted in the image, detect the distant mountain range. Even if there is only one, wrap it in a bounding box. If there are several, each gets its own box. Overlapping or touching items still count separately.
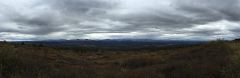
[14,39,207,46]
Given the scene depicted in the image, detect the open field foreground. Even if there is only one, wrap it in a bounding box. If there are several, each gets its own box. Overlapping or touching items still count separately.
[0,41,240,78]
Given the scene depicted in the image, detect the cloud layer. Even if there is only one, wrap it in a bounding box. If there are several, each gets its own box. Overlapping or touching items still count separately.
[0,0,240,41]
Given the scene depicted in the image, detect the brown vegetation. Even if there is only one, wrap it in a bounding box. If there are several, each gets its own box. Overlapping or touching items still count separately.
[0,41,240,78]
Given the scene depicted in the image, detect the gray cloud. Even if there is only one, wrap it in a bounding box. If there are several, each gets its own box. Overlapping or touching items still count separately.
[0,0,239,40]
[12,12,66,35]
[41,0,116,19]
[176,0,240,21]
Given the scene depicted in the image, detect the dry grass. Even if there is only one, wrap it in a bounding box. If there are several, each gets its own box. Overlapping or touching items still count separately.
[0,41,239,78]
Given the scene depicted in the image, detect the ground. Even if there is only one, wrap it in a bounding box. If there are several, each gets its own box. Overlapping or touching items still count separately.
[0,41,240,78]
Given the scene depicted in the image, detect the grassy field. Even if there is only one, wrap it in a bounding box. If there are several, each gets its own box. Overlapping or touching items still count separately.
[0,40,240,78]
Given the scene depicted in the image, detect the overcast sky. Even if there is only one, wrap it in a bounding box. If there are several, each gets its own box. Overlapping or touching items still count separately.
[0,0,240,41]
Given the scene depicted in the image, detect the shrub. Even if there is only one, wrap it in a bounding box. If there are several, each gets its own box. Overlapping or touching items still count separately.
[0,51,19,77]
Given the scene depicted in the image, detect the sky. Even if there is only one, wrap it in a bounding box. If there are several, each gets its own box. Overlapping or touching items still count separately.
[0,0,240,41]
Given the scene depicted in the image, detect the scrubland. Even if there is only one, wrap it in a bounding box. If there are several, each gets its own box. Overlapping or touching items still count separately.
[0,40,240,78]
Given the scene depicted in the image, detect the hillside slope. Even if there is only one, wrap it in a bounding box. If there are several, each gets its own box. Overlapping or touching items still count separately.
[0,41,239,78]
